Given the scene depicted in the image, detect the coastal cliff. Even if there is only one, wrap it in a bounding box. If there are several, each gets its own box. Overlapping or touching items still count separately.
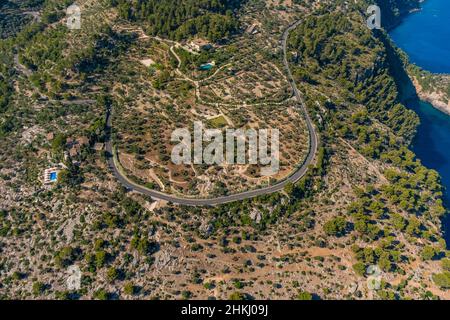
[375,0,422,30]
[412,71,450,115]
[385,0,450,115]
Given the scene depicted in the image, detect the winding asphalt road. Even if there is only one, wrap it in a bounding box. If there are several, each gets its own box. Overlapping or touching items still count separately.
[105,19,319,206]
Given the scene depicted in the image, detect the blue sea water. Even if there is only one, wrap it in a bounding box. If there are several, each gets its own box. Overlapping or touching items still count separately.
[389,0,450,243]
[390,0,450,73]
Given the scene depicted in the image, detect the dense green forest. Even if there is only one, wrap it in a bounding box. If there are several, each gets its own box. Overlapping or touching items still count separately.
[288,13,420,142]
[110,0,243,42]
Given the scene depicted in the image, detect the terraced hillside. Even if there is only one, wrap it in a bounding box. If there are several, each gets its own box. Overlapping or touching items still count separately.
[0,0,45,39]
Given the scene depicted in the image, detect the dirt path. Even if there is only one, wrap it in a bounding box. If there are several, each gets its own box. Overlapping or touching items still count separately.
[149,169,165,191]
[13,54,32,77]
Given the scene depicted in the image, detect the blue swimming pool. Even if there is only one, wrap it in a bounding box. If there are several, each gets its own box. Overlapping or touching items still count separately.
[50,172,57,181]
[199,63,214,71]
